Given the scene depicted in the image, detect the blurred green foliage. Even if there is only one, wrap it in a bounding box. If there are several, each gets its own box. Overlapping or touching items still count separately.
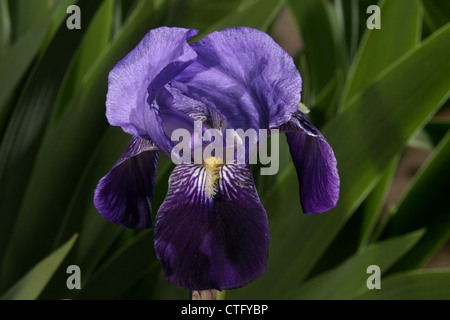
[0,0,449,300]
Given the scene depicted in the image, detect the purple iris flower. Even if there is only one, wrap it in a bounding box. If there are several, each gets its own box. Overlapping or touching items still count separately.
[94,27,339,291]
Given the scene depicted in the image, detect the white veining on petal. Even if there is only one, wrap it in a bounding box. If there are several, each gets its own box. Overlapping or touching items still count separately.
[218,165,259,203]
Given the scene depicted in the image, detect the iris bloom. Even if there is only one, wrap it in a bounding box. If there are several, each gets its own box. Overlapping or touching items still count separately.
[94,27,339,291]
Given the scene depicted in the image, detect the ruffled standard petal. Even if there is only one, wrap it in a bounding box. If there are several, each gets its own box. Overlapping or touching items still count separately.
[154,163,270,290]
[281,111,340,214]
[94,137,159,229]
[156,84,210,124]
[106,27,198,156]
[175,27,302,133]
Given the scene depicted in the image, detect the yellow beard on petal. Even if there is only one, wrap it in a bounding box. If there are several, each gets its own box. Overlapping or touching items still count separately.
[203,157,224,199]
[298,102,310,114]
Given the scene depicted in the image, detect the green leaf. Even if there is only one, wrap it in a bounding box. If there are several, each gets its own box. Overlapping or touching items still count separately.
[74,0,113,81]
[407,129,434,150]
[165,0,241,31]
[334,0,358,60]
[235,23,450,299]
[312,70,344,126]
[38,127,130,299]
[357,156,399,249]
[380,130,450,272]
[0,0,104,291]
[8,0,52,41]
[288,0,344,96]
[73,230,158,299]
[0,0,74,128]
[51,127,128,249]
[290,230,424,299]
[336,0,383,59]
[39,127,172,299]
[356,270,450,300]
[422,0,450,32]
[1,234,78,300]
[308,156,400,278]
[1,0,171,299]
[53,0,114,121]
[0,0,11,55]
[0,0,105,293]
[340,0,422,107]
[200,0,285,37]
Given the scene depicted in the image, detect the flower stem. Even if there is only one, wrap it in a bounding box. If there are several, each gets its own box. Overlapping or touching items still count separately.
[216,290,229,300]
[191,289,229,300]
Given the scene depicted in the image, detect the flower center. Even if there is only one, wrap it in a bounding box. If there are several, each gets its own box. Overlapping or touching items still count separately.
[204,156,225,199]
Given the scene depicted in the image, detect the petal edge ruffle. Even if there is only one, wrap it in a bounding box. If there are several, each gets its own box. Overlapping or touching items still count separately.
[175,27,302,134]
[106,27,198,156]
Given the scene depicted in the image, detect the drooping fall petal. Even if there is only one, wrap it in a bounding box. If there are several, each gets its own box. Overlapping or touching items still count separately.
[154,163,270,290]
[94,137,159,229]
[281,111,340,213]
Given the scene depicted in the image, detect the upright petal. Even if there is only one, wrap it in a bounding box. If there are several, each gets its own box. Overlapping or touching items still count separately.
[94,137,159,229]
[156,84,210,124]
[281,111,340,214]
[154,163,269,290]
[175,27,302,133]
[106,27,198,156]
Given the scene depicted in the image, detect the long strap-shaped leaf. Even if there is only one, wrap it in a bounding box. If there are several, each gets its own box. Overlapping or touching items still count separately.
[356,269,450,300]
[380,130,450,272]
[290,230,424,300]
[0,0,102,289]
[0,0,171,299]
[1,234,77,300]
[340,0,422,108]
[202,0,284,37]
[0,0,74,129]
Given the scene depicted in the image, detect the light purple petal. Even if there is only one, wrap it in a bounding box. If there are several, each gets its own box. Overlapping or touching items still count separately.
[154,163,270,290]
[175,27,302,133]
[156,84,210,124]
[94,137,159,229]
[281,111,340,214]
[106,27,198,156]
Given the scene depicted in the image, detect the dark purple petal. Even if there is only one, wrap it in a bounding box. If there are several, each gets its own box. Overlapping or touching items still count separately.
[282,111,340,214]
[106,27,198,156]
[175,27,302,132]
[154,163,269,290]
[94,137,159,229]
